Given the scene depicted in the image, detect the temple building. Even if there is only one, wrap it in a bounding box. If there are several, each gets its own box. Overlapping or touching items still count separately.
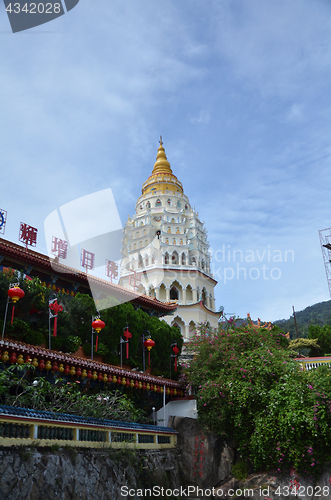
[119,138,220,340]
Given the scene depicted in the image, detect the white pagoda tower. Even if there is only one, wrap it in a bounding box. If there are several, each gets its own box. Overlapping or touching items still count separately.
[119,138,219,340]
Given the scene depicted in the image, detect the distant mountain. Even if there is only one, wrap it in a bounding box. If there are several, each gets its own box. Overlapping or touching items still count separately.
[274,300,331,339]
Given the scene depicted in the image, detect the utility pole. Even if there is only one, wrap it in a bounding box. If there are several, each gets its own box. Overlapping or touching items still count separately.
[292,306,299,339]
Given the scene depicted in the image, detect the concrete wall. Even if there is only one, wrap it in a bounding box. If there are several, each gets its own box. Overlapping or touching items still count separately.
[156,399,197,427]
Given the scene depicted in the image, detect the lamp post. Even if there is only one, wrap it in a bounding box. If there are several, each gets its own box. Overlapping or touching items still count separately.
[2,284,25,338]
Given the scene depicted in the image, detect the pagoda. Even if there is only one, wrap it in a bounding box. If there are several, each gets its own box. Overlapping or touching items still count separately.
[119,138,220,340]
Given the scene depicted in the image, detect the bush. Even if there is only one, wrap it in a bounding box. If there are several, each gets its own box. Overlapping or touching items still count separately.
[184,319,331,476]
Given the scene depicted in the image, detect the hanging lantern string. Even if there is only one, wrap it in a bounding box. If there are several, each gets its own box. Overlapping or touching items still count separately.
[123,325,132,359]
[49,299,63,337]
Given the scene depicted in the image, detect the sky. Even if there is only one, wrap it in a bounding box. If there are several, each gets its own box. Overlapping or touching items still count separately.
[1,0,331,322]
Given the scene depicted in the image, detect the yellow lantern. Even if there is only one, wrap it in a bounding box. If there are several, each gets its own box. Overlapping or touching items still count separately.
[130,379,134,388]
[58,364,64,373]
[160,387,164,393]
[17,355,24,365]
[81,369,87,378]
[138,381,142,389]
[2,351,9,362]
[166,388,170,395]
[103,373,108,383]
[92,371,98,380]
[112,375,117,384]
[174,389,177,396]
[122,377,126,386]
[70,366,76,376]
[154,385,158,392]
[32,358,39,368]
[146,383,150,391]
[45,361,52,371]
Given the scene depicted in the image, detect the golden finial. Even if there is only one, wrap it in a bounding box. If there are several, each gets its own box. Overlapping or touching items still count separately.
[153,137,172,174]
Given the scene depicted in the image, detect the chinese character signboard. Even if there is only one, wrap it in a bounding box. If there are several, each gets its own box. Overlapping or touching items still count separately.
[106,260,118,282]
[81,249,94,271]
[51,237,68,259]
[19,223,38,248]
[0,209,7,235]
[129,269,141,291]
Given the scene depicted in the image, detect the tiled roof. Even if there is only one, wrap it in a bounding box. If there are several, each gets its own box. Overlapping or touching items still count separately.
[0,405,176,433]
[0,237,177,314]
[0,337,183,389]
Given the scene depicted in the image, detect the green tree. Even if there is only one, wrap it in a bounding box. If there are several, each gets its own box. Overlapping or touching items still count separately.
[185,320,331,475]
[308,324,331,356]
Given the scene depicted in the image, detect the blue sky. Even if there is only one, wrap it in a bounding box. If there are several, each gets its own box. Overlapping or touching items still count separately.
[1,0,331,321]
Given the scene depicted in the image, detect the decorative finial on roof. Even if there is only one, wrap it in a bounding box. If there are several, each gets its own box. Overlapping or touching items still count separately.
[152,137,172,175]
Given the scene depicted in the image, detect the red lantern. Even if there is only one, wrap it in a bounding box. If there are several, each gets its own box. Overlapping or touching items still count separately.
[142,382,147,390]
[52,363,58,372]
[143,338,155,366]
[126,378,130,387]
[173,344,180,372]
[10,353,17,364]
[39,360,45,370]
[134,380,139,389]
[8,286,25,303]
[117,377,122,385]
[98,372,103,382]
[64,365,70,376]
[76,367,82,377]
[91,319,105,353]
[123,327,132,359]
[87,370,92,380]
[8,287,25,325]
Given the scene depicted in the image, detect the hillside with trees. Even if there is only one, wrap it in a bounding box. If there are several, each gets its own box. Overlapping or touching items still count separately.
[274,300,331,339]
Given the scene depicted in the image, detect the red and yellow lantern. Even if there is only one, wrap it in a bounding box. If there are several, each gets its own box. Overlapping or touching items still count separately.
[91,319,105,353]
[143,338,155,366]
[8,286,25,324]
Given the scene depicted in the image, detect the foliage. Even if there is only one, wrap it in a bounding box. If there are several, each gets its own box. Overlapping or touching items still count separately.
[0,271,183,377]
[0,364,148,423]
[231,459,248,481]
[184,319,331,476]
[308,324,331,356]
[274,300,331,339]
[288,337,320,355]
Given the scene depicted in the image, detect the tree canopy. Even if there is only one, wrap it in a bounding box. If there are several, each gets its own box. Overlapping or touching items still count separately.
[184,319,331,476]
[0,271,182,378]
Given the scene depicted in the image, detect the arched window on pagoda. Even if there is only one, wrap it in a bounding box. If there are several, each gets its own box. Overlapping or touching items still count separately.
[167,198,171,205]
[164,252,169,265]
[172,251,179,264]
[146,201,151,209]
[202,288,207,305]
[181,253,186,265]
[155,199,162,207]
[170,287,179,301]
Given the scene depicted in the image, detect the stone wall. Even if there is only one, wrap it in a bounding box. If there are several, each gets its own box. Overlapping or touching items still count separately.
[0,446,183,500]
[1,417,331,500]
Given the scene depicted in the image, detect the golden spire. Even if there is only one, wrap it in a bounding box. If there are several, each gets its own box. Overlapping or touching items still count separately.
[152,136,173,174]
